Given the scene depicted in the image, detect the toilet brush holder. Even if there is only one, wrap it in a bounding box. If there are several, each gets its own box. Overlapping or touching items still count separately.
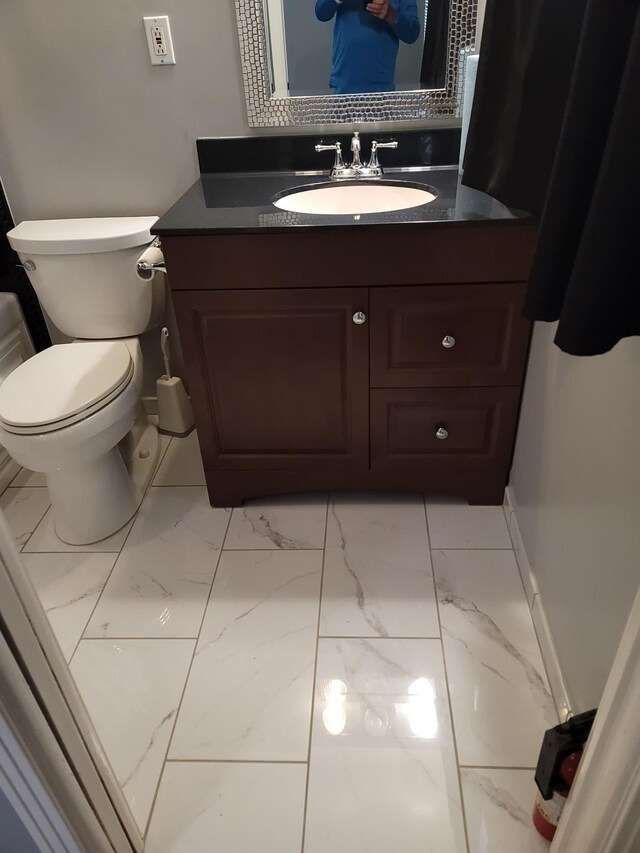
[157,375,195,437]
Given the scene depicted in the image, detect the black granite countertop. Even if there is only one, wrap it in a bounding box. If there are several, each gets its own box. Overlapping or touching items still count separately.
[153,166,531,236]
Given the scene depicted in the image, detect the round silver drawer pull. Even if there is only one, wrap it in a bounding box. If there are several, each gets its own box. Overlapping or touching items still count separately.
[436,426,449,440]
[353,311,367,325]
[442,335,456,348]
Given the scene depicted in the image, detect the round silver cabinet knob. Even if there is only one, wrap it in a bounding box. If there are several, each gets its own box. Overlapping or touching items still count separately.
[436,426,449,440]
[442,335,456,348]
[353,311,367,325]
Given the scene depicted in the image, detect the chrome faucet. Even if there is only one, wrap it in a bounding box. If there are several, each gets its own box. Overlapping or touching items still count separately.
[316,133,399,179]
[350,132,363,171]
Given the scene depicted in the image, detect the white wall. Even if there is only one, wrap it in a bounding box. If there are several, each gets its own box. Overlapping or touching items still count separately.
[0,0,247,222]
[510,322,640,711]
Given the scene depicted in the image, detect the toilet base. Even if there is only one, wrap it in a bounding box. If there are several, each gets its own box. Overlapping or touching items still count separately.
[47,417,160,545]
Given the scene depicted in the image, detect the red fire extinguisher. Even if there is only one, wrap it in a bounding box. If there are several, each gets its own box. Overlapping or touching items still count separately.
[533,750,583,841]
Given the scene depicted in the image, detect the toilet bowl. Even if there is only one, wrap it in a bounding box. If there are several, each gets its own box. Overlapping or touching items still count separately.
[3,216,164,545]
[0,339,158,544]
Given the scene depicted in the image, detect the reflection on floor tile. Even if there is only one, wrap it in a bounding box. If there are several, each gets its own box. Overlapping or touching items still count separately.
[145,762,306,853]
[22,553,116,661]
[70,639,194,833]
[84,488,230,638]
[153,432,205,486]
[170,550,322,760]
[427,504,512,549]
[23,508,134,553]
[320,495,439,638]
[462,768,550,853]
[0,487,50,549]
[433,549,557,766]
[224,493,327,550]
[304,638,467,853]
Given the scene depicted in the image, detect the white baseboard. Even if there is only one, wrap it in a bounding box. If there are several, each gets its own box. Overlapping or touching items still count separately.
[504,487,572,721]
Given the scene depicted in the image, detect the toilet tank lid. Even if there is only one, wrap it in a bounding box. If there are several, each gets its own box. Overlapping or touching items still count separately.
[7,216,159,255]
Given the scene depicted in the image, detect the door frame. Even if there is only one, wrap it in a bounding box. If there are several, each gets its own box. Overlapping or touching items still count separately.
[0,511,141,852]
[551,582,640,853]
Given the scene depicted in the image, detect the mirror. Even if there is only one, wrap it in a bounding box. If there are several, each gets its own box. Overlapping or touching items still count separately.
[235,0,477,127]
[268,0,450,97]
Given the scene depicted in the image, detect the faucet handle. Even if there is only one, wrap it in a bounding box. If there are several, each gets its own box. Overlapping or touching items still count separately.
[366,139,399,173]
[315,141,346,177]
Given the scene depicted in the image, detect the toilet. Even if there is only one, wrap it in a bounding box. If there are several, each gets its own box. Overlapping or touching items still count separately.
[0,217,165,545]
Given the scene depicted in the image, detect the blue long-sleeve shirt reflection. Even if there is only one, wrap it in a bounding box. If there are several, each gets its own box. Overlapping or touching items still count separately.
[315,0,420,94]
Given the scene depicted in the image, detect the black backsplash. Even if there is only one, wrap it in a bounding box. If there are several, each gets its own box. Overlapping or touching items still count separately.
[0,181,51,351]
[197,127,461,174]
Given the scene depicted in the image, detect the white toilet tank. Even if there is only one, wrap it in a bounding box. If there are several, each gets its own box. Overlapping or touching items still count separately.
[6,217,165,339]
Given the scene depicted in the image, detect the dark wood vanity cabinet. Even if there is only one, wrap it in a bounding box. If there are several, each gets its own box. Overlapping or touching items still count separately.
[164,223,537,506]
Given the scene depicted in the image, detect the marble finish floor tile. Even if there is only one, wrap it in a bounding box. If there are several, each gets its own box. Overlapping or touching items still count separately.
[84,488,230,638]
[0,487,51,549]
[70,639,194,833]
[320,494,439,638]
[22,553,116,661]
[462,768,550,853]
[169,550,322,761]
[304,638,467,853]
[427,504,512,550]
[153,432,205,486]
[224,493,327,550]
[23,508,134,553]
[433,549,557,766]
[10,467,48,487]
[145,762,306,853]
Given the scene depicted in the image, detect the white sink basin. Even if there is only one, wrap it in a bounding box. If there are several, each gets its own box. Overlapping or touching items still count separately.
[273,181,437,216]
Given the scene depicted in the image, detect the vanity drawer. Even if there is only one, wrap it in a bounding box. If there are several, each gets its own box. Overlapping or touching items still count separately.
[370,283,531,387]
[370,387,520,472]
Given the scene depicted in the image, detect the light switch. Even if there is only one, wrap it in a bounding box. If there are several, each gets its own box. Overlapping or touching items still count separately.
[143,15,176,65]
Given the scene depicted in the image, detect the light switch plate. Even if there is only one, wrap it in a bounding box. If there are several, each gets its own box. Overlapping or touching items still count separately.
[143,15,176,65]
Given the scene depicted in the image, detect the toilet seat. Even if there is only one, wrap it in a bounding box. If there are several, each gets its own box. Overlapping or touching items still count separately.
[0,342,134,435]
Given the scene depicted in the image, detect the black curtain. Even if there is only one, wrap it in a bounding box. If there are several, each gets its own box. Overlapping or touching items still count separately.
[462,0,640,356]
[420,0,451,89]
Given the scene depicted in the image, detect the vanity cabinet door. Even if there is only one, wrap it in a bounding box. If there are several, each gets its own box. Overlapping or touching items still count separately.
[172,288,369,471]
[370,283,531,388]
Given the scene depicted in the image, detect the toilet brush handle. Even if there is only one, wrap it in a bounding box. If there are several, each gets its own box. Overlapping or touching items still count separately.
[161,327,172,379]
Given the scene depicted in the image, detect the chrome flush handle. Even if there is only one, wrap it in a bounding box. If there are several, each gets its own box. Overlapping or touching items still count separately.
[16,259,36,272]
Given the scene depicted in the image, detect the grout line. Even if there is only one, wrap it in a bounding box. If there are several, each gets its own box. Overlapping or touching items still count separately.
[18,549,124,555]
[68,524,141,667]
[142,505,234,839]
[72,635,199,642]
[222,546,325,552]
[460,764,537,771]
[16,500,52,554]
[424,495,471,853]
[317,634,441,640]
[428,547,514,552]
[165,758,308,765]
[299,499,329,853]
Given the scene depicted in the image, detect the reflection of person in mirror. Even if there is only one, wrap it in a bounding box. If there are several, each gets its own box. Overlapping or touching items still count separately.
[315,0,420,95]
